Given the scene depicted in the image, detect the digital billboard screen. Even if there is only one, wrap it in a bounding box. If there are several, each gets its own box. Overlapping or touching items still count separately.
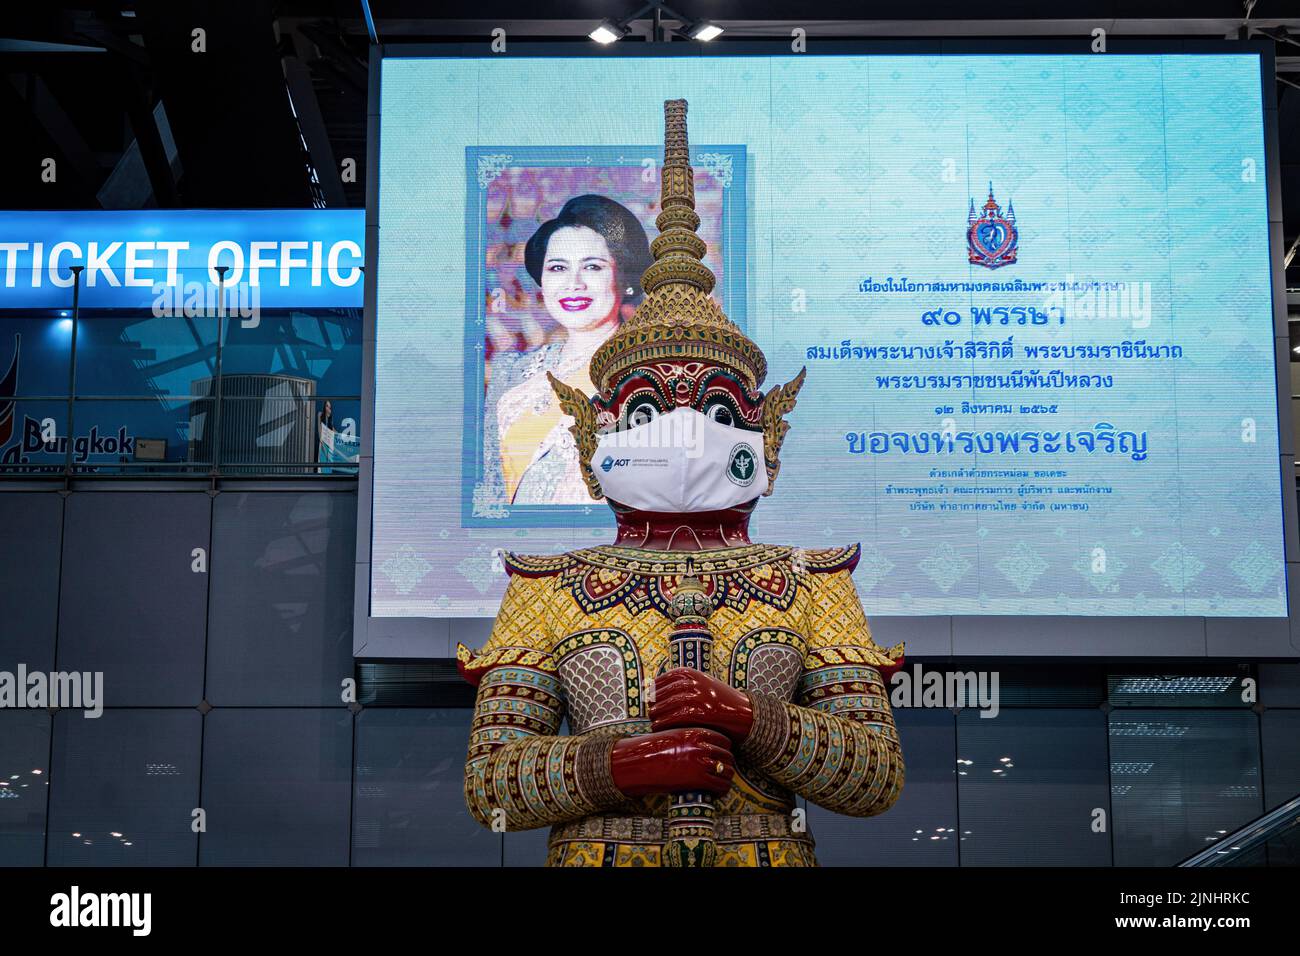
[363,49,1286,632]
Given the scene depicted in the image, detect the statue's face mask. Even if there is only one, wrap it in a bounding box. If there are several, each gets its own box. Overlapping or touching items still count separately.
[549,360,806,506]
[590,404,764,513]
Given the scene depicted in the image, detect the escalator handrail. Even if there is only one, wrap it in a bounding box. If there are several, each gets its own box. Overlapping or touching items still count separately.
[1178,791,1300,866]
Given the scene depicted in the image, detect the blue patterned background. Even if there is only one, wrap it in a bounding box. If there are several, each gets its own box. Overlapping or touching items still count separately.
[371,53,1284,619]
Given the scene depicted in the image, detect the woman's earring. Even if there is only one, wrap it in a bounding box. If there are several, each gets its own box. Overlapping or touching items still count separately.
[626,287,634,295]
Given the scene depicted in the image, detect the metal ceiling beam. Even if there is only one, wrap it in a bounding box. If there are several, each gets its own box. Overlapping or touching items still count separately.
[282,37,347,207]
[279,15,1300,40]
[347,0,1300,18]
[117,65,179,207]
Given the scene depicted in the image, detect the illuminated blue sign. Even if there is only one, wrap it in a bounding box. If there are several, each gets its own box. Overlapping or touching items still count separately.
[0,209,364,309]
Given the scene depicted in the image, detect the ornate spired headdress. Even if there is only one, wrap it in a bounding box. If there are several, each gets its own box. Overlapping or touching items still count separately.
[550,99,806,502]
[587,99,768,393]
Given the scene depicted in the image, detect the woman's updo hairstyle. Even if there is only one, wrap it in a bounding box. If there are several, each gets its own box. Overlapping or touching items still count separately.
[524,194,654,305]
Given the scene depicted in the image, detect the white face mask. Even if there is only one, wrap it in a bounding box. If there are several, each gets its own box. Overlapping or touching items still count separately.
[591,406,765,513]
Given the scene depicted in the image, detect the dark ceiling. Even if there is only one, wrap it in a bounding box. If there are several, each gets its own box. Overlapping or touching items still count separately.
[3,1,1300,299]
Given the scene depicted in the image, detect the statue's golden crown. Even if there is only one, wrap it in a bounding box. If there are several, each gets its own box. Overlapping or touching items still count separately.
[588,99,768,394]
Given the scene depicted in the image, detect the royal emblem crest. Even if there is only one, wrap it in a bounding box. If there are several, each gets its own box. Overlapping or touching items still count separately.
[967,183,1018,269]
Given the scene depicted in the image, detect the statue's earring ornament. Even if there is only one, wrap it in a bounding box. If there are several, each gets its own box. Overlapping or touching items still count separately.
[547,371,604,501]
[761,366,807,496]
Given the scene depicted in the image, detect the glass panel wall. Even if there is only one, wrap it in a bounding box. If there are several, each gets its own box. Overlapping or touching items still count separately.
[0,305,361,476]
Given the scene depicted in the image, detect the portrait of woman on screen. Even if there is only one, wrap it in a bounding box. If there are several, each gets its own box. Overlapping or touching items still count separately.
[480,194,653,506]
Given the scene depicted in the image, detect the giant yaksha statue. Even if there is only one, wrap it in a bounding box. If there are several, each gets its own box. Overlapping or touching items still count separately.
[458,99,905,866]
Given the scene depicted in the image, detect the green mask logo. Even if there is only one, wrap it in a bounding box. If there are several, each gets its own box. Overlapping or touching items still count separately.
[726,444,757,487]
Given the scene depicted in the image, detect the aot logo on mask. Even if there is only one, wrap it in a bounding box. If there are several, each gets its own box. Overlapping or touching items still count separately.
[600,455,637,472]
[591,406,765,513]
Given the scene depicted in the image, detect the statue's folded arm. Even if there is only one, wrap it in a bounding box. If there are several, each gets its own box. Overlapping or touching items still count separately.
[464,664,626,830]
[460,571,628,831]
[739,565,905,818]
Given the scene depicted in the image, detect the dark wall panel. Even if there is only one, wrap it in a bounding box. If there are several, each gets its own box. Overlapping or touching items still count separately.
[1261,709,1300,812]
[352,708,499,866]
[0,711,51,867]
[0,492,63,674]
[1110,709,1263,866]
[57,492,210,706]
[199,708,352,866]
[206,492,356,706]
[957,708,1111,866]
[46,709,201,867]
[504,825,551,867]
[1260,662,1300,707]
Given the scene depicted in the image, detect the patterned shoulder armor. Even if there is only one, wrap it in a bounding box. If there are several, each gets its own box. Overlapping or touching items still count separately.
[795,543,905,671]
[456,641,558,687]
[501,551,576,578]
[795,543,861,575]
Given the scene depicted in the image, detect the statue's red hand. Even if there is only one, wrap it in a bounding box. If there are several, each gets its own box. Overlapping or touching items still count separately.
[649,668,755,742]
[610,728,735,797]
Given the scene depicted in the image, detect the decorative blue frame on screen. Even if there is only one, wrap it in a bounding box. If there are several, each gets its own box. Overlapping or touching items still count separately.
[458,143,748,528]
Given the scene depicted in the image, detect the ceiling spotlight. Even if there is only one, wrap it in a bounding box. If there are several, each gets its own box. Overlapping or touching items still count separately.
[589,19,629,44]
[687,20,723,41]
